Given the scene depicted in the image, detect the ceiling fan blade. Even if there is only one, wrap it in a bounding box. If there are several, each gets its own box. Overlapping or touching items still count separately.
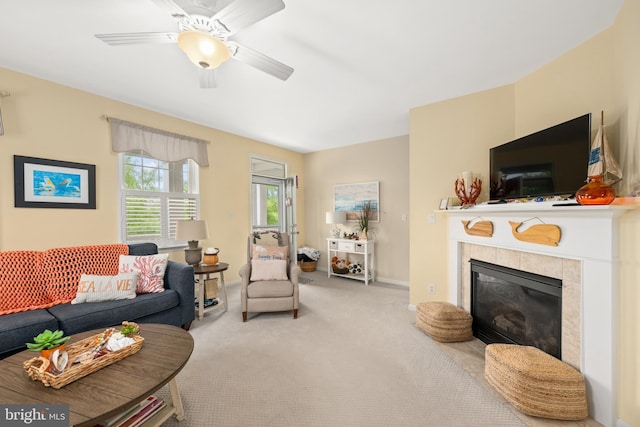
[228,42,293,81]
[150,0,191,24]
[213,0,285,36]
[95,32,178,46]
[199,68,217,89]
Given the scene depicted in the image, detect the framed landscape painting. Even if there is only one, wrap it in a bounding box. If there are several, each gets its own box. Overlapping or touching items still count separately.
[334,181,379,222]
[14,155,96,209]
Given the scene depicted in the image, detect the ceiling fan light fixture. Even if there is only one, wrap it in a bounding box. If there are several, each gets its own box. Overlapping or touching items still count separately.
[177,30,230,69]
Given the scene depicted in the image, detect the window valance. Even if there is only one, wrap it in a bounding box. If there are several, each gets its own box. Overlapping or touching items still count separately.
[109,118,209,166]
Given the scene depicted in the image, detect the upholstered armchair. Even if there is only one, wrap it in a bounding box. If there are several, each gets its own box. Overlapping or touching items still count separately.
[239,231,301,322]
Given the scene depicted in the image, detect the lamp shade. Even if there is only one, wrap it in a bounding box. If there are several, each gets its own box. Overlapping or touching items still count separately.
[326,211,347,225]
[177,30,230,70]
[176,219,209,241]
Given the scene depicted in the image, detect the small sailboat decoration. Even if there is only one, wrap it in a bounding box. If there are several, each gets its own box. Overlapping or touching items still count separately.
[576,111,622,205]
[461,219,493,237]
[509,221,561,247]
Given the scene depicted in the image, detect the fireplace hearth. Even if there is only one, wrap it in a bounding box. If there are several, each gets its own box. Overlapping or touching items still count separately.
[470,259,562,359]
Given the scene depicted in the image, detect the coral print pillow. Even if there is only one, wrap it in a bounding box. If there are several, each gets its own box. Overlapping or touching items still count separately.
[71,273,138,304]
[118,254,169,294]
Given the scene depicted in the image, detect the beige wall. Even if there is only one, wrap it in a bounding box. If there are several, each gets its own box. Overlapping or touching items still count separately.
[409,86,515,303]
[408,1,639,423]
[303,136,410,284]
[0,67,304,283]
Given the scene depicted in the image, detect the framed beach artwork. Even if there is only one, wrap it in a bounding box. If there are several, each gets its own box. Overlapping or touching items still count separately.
[334,181,379,222]
[14,155,96,209]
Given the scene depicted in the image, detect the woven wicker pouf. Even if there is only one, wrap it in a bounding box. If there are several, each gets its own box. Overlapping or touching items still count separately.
[416,301,472,342]
[485,343,588,420]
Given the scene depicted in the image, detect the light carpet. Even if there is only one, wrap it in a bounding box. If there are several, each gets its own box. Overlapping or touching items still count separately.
[157,271,524,426]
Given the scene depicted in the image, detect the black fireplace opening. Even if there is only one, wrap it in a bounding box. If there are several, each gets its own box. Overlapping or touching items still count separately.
[470,259,562,359]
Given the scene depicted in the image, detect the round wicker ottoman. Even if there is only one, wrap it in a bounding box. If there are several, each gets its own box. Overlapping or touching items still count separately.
[485,344,588,420]
[416,301,472,343]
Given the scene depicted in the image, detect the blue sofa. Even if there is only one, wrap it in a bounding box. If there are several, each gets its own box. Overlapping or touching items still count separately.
[0,243,194,359]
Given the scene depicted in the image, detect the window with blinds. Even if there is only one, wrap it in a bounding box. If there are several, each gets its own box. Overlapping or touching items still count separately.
[119,151,199,249]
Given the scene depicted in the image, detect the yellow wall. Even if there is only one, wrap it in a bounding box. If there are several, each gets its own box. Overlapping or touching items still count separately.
[0,67,304,282]
[514,2,639,423]
[303,136,410,283]
[409,86,514,303]
[408,1,639,423]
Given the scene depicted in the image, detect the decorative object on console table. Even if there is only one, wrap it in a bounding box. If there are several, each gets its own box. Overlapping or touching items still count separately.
[176,219,209,266]
[455,171,482,207]
[356,201,374,240]
[576,111,622,206]
[326,211,347,238]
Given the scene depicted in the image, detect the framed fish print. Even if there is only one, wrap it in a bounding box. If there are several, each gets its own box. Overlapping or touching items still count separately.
[14,155,96,209]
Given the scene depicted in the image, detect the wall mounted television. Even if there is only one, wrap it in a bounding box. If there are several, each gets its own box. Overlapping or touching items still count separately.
[489,113,591,201]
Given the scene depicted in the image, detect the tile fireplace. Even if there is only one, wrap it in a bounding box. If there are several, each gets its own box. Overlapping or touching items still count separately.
[444,203,633,427]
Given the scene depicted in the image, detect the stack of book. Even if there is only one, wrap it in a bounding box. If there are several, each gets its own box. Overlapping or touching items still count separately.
[98,395,166,427]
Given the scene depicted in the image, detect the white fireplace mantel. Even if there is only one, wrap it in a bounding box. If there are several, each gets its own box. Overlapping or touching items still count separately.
[444,202,635,427]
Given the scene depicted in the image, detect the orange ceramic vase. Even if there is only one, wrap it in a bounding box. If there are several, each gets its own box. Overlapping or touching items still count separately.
[40,344,64,360]
[575,175,615,205]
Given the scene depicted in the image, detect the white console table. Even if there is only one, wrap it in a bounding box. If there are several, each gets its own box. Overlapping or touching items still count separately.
[327,238,375,285]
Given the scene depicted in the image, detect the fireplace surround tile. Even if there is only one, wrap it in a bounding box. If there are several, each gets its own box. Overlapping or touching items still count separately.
[460,243,581,370]
[495,247,521,270]
[562,280,582,369]
[521,251,563,279]
[562,259,581,283]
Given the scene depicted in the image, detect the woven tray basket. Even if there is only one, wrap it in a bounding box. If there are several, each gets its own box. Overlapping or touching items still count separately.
[332,267,349,274]
[23,332,144,389]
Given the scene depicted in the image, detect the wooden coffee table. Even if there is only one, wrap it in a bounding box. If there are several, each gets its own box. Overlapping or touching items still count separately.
[0,323,193,427]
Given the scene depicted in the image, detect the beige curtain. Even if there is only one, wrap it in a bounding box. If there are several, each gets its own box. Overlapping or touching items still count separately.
[109,118,209,166]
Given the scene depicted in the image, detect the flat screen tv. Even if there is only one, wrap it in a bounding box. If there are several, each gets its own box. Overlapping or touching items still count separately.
[489,114,591,201]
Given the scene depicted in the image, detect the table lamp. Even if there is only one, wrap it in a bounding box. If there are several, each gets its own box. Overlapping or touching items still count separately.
[176,219,209,265]
[326,211,347,238]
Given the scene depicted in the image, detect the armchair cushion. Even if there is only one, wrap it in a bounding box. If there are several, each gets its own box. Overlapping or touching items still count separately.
[247,280,294,298]
[250,259,288,281]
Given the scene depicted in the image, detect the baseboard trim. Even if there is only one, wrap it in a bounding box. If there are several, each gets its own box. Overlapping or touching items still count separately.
[617,418,632,427]
[315,266,409,287]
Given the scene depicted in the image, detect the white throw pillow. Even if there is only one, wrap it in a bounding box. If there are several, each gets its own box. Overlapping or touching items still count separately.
[71,273,138,304]
[118,254,168,294]
[250,259,288,281]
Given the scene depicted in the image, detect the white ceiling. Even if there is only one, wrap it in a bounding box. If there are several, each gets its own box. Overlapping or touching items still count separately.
[0,0,623,153]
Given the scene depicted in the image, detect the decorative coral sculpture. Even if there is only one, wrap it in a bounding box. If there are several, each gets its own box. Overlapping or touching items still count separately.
[455,177,482,206]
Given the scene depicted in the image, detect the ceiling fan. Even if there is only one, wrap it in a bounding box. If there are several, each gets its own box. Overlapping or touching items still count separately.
[95,0,294,88]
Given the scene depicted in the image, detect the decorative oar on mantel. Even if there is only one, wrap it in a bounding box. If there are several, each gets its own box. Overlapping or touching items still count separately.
[461,218,493,237]
[509,219,561,246]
